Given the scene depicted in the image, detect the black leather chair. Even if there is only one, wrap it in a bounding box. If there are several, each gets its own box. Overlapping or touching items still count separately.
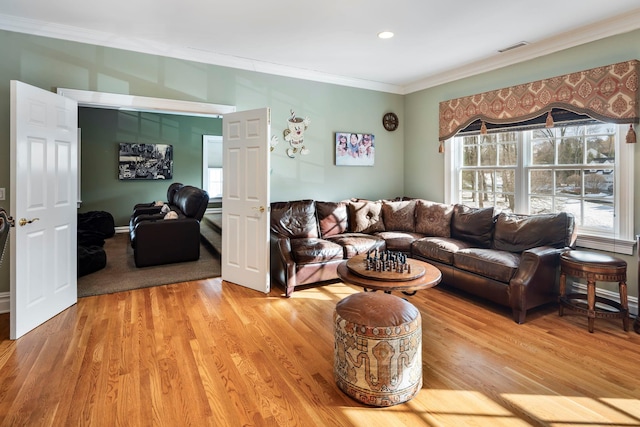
[129,182,184,230]
[130,185,209,267]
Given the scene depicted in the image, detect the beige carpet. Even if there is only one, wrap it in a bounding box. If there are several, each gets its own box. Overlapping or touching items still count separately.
[77,232,221,297]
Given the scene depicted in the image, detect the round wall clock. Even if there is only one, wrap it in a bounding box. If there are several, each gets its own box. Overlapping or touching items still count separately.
[383,112,399,131]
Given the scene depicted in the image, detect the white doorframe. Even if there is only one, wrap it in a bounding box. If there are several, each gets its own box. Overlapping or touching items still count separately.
[56,88,235,116]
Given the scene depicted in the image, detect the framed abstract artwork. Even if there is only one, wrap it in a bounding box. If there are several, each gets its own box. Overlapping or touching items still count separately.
[335,132,375,166]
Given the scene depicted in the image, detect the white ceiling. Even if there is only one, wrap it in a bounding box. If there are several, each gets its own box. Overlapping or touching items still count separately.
[1,1,639,94]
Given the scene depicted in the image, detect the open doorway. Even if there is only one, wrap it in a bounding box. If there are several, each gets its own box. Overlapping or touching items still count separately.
[60,88,234,286]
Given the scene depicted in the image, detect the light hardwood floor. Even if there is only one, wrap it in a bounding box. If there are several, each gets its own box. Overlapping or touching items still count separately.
[0,279,638,426]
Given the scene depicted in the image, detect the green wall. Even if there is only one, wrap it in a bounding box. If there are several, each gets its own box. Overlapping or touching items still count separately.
[0,29,403,293]
[78,108,222,226]
[404,28,640,300]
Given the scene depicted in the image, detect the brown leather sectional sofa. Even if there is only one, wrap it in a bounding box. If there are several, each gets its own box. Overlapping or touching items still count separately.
[270,198,577,323]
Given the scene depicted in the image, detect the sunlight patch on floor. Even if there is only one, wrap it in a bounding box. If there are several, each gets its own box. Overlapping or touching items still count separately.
[337,390,640,426]
[290,283,358,301]
[502,394,640,425]
[600,398,640,419]
[340,389,528,426]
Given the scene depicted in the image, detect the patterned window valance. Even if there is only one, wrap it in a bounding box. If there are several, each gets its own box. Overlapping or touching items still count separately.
[439,60,639,142]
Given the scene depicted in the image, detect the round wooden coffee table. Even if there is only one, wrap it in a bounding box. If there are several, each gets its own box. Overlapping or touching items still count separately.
[337,254,442,295]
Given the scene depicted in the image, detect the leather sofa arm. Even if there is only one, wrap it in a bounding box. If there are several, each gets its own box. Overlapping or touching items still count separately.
[130,212,167,244]
[270,232,296,296]
[132,212,166,226]
[509,246,566,323]
[132,205,164,218]
[133,219,201,267]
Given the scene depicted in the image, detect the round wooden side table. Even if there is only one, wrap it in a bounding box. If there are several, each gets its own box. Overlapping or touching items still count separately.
[558,250,629,333]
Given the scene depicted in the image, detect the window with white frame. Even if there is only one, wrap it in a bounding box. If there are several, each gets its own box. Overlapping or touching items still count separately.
[202,135,223,201]
[446,121,635,254]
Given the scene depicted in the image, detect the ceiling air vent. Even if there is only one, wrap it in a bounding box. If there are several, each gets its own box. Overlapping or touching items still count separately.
[498,41,529,53]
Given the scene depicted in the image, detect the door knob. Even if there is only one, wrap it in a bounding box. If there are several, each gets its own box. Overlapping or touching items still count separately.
[252,206,265,213]
[19,218,39,227]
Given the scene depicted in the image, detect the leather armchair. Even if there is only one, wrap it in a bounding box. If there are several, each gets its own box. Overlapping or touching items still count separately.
[130,185,209,267]
[129,182,184,230]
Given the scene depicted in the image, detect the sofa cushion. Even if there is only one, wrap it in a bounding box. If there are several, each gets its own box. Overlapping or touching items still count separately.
[290,238,344,265]
[381,200,416,232]
[453,248,521,283]
[271,200,319,239]
[316,201,348,238]
[414,200,453,237]
[326,233,386,258]
[374,231,423,252]
[348,201,385,233]
[493,212,575,253]
[411,237,473,265]
[451,205,495,248]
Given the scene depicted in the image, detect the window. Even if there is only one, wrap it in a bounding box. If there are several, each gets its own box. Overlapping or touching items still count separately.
[446,122,634,254]
[207,167,223,198]
[202,135,223,201]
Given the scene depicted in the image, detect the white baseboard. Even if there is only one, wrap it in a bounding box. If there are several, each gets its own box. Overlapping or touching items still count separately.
[0,291,9,314]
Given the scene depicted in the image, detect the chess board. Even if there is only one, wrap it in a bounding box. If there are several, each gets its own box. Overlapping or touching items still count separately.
[346,254,426,282]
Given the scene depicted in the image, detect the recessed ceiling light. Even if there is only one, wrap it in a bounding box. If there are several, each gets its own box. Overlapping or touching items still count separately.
[378,31,394,39]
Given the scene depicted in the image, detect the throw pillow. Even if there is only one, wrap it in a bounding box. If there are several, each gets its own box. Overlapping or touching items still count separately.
[316,201,348,238]
[381,200,416,232]
[414,200,453,237]
[451,204,495,248]
[493,212,574,252]
[348,201,385,233]
[270,199,319,239]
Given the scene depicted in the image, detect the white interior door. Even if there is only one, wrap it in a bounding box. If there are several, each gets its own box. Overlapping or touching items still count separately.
[221,108,270,293]
[10,81,78,339]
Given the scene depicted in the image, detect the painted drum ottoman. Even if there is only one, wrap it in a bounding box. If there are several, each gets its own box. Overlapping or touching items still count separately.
[333,291,422,406]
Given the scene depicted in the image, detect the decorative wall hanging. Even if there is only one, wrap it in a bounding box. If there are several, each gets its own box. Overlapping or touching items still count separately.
[283,110,311,158]
[118,143,173,180]
[270,135,279,151]
[335,132,375,166]
[438,59,639,149]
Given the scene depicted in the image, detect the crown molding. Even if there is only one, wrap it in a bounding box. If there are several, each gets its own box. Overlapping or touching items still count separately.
[0,9,639,96]
[402,7,640,94]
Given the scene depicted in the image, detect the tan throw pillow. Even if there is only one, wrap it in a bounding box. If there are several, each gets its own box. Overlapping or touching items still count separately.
[381,200,416,232]
[348,201,385,233]
[415,200,453,237]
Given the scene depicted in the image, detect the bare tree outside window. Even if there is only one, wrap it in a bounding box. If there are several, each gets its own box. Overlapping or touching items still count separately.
[456,121,616,231]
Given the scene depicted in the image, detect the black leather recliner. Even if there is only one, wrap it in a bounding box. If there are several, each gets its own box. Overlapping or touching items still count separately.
[129,182,184,230]
[130,185,209,267]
